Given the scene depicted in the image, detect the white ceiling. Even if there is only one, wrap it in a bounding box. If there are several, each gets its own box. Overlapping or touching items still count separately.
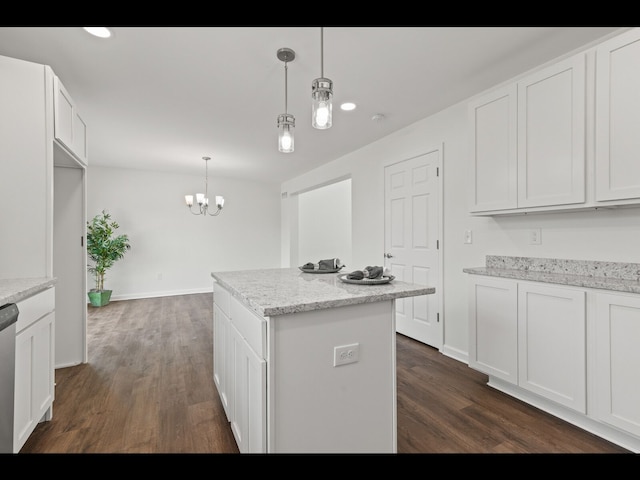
[0,26,622,183]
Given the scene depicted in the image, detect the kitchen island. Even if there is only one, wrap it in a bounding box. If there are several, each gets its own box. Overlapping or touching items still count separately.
[211,267,434,453]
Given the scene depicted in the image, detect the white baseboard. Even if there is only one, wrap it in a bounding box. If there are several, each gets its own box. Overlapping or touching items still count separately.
[87,288,213,303]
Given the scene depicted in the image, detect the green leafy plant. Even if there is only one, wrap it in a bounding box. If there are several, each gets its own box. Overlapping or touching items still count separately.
[87,210,131,292]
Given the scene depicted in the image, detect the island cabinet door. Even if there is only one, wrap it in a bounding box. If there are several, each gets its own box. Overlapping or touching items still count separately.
[229,323,266,454]
[594,292,640,437]
[213,302,231,421]
[517,283,586,413]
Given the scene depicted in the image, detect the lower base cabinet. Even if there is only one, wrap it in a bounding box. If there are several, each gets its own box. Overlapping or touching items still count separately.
[468,275,640,452]
[213,282,266,453]
[517,283,586,413]
[595,292,640,438]
[14,287,55,453]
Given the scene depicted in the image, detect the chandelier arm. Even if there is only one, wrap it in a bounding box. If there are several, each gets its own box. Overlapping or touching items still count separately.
[207,206,222,216]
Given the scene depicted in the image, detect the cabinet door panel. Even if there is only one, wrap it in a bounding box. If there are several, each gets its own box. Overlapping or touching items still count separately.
[468,276,518,383]
[14,311,54,453]
[213,303,231,420]
[229,324,266,453]
[468,84,518,212]
[595,293,640,437]
[517,54,586,208]
[595,28,640,201]
[53,76,87,166]
[518,283,586,412]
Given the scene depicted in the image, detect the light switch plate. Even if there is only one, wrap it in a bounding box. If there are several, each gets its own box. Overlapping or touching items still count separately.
[464,230,472,244]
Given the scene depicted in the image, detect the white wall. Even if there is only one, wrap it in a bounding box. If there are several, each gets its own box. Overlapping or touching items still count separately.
[297,178,352,268]
[281,35,640,362]
[87,165,281,300]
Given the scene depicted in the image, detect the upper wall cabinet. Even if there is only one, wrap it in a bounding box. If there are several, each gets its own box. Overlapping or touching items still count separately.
[469,54,586,214]
[53,76,88,166]
[595,28,640,202]
[468,84,518,211]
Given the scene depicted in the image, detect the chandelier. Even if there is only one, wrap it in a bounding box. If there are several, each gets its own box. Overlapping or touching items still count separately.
[184,156,225,216]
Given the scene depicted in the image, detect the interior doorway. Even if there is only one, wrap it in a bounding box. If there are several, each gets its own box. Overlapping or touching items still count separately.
[296,178,352,268]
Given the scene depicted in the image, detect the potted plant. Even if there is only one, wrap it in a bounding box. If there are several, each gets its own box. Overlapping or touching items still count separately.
[86,209,131,307]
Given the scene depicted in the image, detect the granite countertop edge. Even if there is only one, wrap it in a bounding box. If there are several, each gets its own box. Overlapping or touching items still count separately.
[463,266,640,294]
[0,277,57,306]
[212,269,434,317]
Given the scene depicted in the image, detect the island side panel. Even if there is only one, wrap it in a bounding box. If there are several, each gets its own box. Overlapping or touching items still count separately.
[267,300,397,453]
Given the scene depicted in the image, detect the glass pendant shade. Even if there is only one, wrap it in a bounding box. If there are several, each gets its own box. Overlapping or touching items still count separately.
[312,78,333,129]
[278,113,295,153]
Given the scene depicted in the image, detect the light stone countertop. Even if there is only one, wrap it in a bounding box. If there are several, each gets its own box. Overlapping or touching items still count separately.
[0,277,57,306]
[211,267,435,317]
[464,255,640,294]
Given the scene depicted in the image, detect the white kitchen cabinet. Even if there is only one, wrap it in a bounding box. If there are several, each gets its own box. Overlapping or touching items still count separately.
[14,287,55,453]
[53,76,88,166]
[468,276,518,383]
[468,84,518,212]
[594,292,640,437]
[212,270,407,453]
[468,277,587,413]
[517,283,586,413]
[516,55,586,208]
[213,282,266,453]
[595,28,640,202]
[468,53,587,214]
[213,301,232,420]
[229,321,266,453]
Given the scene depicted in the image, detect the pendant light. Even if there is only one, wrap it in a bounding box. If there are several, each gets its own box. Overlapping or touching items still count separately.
[311,27,333,130]
[277,48,295,153]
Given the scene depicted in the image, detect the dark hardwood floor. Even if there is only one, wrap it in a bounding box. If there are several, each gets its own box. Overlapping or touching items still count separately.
[18,293,631,455]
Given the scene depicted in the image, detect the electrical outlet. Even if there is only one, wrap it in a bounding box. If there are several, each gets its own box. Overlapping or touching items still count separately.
[529,228,542,245]
[334,343,359,366]
[464,229,473,244]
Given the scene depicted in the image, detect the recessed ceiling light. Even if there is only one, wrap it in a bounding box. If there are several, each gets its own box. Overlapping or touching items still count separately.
[83,27,111,38]
[340,102,356,111]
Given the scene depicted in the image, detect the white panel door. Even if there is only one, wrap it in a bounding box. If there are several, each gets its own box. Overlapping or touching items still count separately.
[384,150,441,348]
[53,165,86,367]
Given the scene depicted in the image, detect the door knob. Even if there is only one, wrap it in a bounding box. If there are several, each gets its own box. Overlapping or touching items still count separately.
[384,253,393,258]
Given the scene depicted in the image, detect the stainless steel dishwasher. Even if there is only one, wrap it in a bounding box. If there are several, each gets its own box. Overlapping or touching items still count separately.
[0,302,18,453]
